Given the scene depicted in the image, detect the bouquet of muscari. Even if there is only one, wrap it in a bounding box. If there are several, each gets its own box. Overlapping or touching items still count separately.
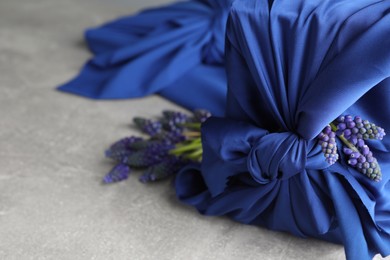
[103,109,210,183]
[59,0,390,259]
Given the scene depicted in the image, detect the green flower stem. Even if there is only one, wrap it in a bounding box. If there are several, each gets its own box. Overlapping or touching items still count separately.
[170,123,203,161]
[185,148,203,161]
[330,122,359,153]
[170,138,202,155]
[183,131,201,138]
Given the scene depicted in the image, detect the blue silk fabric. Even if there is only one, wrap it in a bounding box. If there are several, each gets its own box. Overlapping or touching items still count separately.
[58,0,233,116]
[175,1,390,259]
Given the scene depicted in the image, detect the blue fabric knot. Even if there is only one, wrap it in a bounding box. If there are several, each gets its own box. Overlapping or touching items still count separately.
[247,132,307,184]
[199,117,329,196]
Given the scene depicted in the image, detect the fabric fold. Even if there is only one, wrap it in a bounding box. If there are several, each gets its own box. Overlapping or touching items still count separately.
[58,0,234,116]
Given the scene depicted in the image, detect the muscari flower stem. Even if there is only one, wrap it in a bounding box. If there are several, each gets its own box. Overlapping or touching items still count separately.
[183,131,201,138]
[330,122,359,153]
[170,138,201,154]
[169,137,203,161]
[185,148,203,161]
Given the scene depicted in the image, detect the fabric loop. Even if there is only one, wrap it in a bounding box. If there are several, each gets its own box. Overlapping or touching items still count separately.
[201,117,325,195]
[248,132,307,184]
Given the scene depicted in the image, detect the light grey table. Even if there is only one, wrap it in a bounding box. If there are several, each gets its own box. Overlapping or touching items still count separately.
[0,0,386,259]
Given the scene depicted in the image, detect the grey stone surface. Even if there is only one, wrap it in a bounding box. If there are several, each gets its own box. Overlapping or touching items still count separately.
[0,0,386,259]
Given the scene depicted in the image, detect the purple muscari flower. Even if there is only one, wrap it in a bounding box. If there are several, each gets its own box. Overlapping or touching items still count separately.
[133,117,162,137]
[122,142,174,168]
[105,136,143,161]
[104,109,205,184]
[356,139,365,148]
[127,139,163,151]
[360,157,381,181]
[337,123,346,130]
[162,110,189,123]
[161,110,189,132]
[193,109,212,123]
[341,138,382,182]
[139,156,188,183]
[345,115,353,122]
[336,115,345,123]
[323,125,332,135]
[361,145,370,155]
[334,114,385,180]
[317,125,339,165]
[346,121,355,129]
[354,116,362,123]
[343,147,353,155]
[350,152,360,159]
[360,120,386,140]
[358,156,366,163]
[154,130,186,145]
[103,163,130,183]
[348,158,358,166]
[349,136,358,145]
[321,114,385,181]
[336,115,386,141]
[343,129,352,137]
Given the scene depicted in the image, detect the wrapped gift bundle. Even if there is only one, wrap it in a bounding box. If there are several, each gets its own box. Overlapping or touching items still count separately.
[59,0,390,259]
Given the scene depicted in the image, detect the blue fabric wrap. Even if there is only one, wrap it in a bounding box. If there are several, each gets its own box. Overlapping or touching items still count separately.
[175,0,390,259]
[57,0,234,116]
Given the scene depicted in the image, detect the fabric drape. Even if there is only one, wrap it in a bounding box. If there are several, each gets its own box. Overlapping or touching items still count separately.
[58,0,234,115]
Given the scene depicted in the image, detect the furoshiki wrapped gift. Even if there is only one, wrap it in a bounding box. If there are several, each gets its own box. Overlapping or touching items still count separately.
[59,0,390,259]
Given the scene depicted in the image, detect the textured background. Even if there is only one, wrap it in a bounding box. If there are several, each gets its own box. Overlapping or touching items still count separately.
[0,0,387,259]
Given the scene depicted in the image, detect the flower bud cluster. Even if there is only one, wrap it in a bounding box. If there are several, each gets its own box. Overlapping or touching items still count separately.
[122,142,174,168]
[133,118,162,137]
[105,136,143,161]
[317,115,385,182]
[139,156,188,183]
[317,126,339,165]
[103,163,130,183]
[103,109,211,183]
[336,115,385,141]
[334,115,383,181]
[162,110,189,132]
